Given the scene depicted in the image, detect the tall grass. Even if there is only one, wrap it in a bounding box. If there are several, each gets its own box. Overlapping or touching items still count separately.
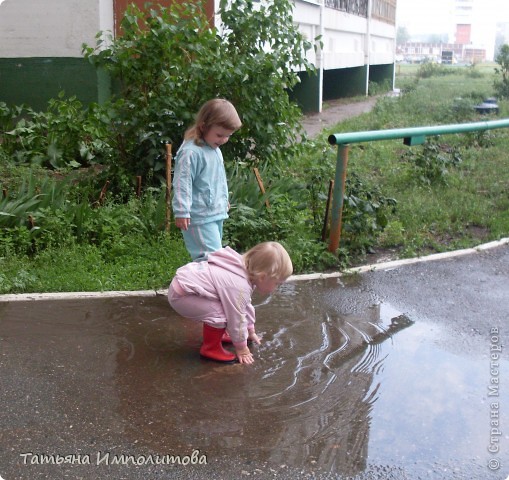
[311,63,509,260]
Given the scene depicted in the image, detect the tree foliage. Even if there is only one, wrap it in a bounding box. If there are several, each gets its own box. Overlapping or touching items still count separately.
[82,0,317,185]
[494,43,509,99]
[396,26,410,46]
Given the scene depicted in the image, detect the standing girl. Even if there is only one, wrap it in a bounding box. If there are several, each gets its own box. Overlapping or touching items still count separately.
[168,241,293,364]
[172,98,242,261]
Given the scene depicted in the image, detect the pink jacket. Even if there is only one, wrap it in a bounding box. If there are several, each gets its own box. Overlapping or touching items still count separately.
[172,247,256,349]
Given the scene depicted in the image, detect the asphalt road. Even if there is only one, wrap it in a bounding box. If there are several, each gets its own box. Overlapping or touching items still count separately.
[0,240,508,480]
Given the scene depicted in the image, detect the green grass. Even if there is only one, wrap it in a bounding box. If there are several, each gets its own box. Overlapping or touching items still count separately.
[279,65,508,267]
[313,64,509,262]
[1,64,508,294]
[0,235,190,294]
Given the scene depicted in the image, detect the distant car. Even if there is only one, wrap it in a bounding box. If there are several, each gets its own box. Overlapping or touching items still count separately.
[441,50,454,64]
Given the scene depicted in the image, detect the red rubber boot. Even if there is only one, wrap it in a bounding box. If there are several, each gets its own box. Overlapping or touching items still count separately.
[200,324,236,363]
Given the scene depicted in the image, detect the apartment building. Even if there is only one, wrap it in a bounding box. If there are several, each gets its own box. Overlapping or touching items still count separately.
[0,0,397,112]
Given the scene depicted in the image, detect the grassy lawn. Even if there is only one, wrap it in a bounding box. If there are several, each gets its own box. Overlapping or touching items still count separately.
[311,62,508,262]
[1,62,508,294]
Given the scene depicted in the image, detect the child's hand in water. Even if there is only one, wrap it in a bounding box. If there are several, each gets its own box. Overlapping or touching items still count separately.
[235,346,254,364]
[248,330,261,345]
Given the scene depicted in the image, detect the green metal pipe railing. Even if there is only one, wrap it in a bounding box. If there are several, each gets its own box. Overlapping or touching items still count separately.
[326,117,509,253]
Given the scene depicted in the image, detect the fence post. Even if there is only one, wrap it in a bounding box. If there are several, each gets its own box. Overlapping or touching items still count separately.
[165,144,172,232]
[328,144,349,253]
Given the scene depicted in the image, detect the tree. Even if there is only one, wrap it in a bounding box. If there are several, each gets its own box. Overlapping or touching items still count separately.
[494,33,506,57]
[396,26,410,46]
[427,33,448,44]
[494,44,509,99]
[82,0,318,186]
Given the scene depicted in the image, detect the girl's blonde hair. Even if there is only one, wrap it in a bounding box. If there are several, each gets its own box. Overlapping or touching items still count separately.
[243,241,293,281]
[185,98,242,145]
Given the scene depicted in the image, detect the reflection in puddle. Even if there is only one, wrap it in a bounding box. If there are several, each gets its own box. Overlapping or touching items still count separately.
[1,276,507,479]
[366,320,505,479]
[111,281,415,477]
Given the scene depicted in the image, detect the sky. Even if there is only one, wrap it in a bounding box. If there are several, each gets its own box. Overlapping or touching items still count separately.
[396,0,454,35]
[396,0,509,37]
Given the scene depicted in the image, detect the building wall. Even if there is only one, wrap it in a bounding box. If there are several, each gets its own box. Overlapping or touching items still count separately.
[293,0,396,111]
[323,11,367,69]
[0,0,112,58]
[397,41,487,64]
[0,0,113,109]
[0,0,396,113]
[0,58,107,112]
[452,0,498,61]
[455,24,472,44]
[112,0,215,36]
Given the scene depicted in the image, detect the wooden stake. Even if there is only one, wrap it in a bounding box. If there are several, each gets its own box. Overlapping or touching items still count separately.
[253,167,270,209]
[136,176,142,198]
[165,143,172,232]
[96,180,110,206]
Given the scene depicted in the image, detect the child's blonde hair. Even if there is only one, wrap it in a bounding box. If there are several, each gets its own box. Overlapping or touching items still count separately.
[243,241,293,282]
[185,98,242,145]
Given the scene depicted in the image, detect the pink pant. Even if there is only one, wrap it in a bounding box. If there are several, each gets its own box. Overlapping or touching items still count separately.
[168,281,227,328]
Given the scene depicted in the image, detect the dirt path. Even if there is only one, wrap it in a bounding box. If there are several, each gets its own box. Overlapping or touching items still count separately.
[301,96,378,138]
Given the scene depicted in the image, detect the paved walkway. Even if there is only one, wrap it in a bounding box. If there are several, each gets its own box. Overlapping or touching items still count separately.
[301,96,378,138]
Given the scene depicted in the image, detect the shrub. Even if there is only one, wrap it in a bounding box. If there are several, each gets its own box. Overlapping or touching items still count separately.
[403,139,462,186]
[82,0,317,188]
[494,44,509,99]
[1,95,112,169]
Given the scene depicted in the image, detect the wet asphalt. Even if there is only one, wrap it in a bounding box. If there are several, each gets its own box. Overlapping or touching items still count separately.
[0,241,508,480]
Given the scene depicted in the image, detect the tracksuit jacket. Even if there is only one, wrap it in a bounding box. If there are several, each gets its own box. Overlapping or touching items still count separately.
[171,247,256,350]
[172,139,229,225]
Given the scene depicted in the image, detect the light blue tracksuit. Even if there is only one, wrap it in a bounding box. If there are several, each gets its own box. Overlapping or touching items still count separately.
[172,140,229,261]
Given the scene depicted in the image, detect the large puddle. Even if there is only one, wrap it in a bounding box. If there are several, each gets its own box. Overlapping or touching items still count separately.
[1,275,508,479]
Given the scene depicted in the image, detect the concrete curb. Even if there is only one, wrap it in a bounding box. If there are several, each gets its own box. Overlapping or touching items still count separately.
[289,237,509,281]
[1,238,507,302]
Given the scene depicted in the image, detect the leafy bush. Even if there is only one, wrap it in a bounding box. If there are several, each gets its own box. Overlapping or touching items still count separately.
[465,64,484,79]
[341,172,398,253]
[0,173,70,228]
[417,62,455,79]
[82,0,316,188]
[494,44,509,99]
[0,169,173,256]
[1,95,112,169]
[368,79,393,96]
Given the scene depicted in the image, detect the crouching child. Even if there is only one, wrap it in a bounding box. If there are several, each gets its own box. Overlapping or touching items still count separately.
[168,241,293,364]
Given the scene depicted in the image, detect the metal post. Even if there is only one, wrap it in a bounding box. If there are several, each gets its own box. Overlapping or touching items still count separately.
[328,144,349,253]
[328,118,509,147]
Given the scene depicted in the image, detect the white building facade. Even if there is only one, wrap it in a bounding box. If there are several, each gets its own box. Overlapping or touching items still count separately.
[0,0,397,112]
[292,0,396,111]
